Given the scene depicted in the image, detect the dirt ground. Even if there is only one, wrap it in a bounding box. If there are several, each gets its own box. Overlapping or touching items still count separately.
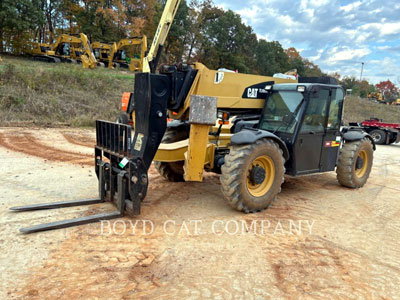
[1,128,400,299]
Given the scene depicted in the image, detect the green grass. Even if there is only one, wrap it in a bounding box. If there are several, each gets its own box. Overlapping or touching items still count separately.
[0,55,399,127]
[0,55,134,126]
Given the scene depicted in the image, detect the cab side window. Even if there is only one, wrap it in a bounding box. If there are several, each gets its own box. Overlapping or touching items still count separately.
[300,89,329,133]
[327,88,344,130]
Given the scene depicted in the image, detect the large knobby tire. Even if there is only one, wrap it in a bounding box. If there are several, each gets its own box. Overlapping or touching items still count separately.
[154,127,188,182]
[220,139,285,213]
[369,129,386,145]
[336,138,373,188]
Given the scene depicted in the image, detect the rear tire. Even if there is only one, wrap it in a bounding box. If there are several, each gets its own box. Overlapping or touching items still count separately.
[220,139,285,213]
[154,127,189,182]
[369,129,386,145]
[336,138,373,188]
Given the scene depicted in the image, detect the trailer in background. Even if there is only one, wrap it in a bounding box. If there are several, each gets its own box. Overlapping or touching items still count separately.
[349,118,400,145]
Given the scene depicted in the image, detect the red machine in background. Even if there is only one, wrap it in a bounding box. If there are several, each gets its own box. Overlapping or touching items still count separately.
[349,118,400,145]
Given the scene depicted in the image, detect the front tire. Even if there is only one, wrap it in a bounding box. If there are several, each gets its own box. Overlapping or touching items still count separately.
[220,139,285,213]
[336,138,373,188]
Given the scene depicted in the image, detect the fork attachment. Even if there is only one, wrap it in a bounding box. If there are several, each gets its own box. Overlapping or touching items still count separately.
[11,72,170,233]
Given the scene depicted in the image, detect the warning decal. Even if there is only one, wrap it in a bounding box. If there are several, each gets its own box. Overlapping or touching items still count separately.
[324,141,340,147]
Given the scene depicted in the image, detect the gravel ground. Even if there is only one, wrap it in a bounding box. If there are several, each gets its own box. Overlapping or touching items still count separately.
[1,128,400,299]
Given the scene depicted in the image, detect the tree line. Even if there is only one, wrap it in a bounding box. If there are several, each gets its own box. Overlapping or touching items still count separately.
[0,0,324,76]
[0,0,398,98]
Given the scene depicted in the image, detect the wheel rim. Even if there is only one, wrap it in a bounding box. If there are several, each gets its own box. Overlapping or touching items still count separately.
[246,155,275,197]
[371,132,381,142]
[355,150,368,177]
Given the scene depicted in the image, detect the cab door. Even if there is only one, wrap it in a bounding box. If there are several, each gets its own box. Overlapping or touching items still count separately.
[294,87,330,174]
[320,88,344,172]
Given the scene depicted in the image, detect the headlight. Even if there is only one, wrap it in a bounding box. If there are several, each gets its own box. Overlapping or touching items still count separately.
[297,85,306,92]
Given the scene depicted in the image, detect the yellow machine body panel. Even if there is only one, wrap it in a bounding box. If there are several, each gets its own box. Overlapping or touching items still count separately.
[172,63,297,119]
[30,42,56,56]
[151,63,297,181]
[47,33,97,68]
[92,42,112,64]
[51,34,82,58]
[108,36,147,72]
[367,92,384,101]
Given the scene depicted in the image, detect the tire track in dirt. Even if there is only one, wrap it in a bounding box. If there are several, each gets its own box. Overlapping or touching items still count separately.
[61,132,96,148]
[0,132,93,166]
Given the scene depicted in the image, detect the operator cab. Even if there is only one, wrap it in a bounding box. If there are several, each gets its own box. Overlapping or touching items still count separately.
[258,82,344,176]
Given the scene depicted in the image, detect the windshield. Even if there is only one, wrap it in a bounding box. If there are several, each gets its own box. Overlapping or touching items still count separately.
[259,91,304,134]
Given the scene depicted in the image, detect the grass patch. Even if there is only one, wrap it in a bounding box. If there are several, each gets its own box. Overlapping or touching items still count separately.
[0,56,399,127]
[0,55,134,126]
[343,95,400,124]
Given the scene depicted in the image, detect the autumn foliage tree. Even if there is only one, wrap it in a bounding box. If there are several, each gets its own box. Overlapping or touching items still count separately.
[3,0,391,96]
[376,80,399,101]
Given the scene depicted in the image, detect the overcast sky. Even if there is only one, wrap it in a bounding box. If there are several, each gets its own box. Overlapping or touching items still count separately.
[214,0,400,84]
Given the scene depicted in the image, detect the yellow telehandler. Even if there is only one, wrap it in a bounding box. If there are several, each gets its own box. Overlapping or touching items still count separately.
[12,0,375,233]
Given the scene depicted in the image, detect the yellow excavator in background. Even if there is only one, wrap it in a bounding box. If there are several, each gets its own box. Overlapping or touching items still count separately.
[108,36,147,72]
[92,42,113,67]
[392,99,400,106]
[51,33,97,68]
[29,33,97,68]
[367,91,384,102]
[11,0,375,233]
[50,34,82,63]
[30,42,60,63]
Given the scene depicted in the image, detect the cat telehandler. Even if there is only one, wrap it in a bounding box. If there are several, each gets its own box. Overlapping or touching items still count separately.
[11,0,375,233]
